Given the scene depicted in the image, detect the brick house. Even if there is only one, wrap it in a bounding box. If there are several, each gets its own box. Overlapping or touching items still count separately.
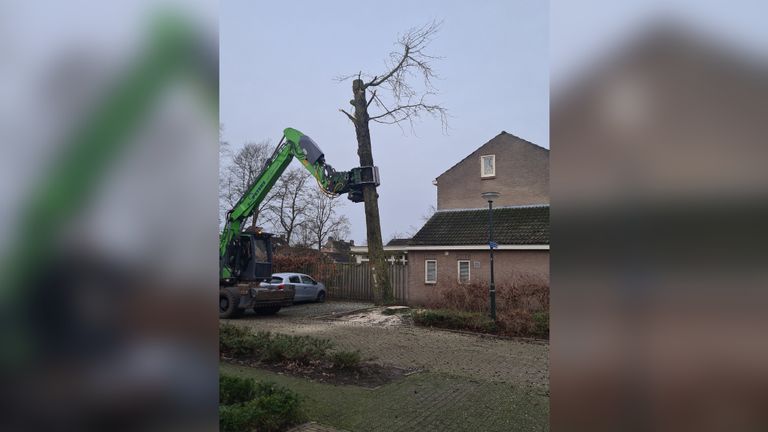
[405,131,550,304]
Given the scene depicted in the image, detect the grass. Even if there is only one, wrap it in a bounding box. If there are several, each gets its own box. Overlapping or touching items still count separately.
[219,374,304,432]
[412,309,498,334]
[221,363,549,432]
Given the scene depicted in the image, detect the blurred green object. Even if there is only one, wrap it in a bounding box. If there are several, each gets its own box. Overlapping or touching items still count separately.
[0,12,218,366]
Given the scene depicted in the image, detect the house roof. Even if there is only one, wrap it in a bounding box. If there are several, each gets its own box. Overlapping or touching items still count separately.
[436,131,549,181]
[386,238,411,246]
[410,205,549,246]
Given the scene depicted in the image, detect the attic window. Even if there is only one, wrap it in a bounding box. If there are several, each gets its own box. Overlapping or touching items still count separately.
[481,155,495,178]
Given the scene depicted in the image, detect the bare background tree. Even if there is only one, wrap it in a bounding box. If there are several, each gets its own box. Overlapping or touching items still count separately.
[421,204,436,221]
[218,125,231,227]
[337,20,447,304]
[219,140,275,228]
[264,167,311,245]
[298,188,351,250]
[219,132,353,252]
[219,139,276,230]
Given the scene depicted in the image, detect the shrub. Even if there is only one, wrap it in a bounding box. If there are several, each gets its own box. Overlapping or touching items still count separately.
[330,350,362,369]
[219,375,303,432]
[412,309,498,333]
[532,311,549,337]
[220,324,333,364]
[272,252,338,286]
[220,374,257,405]
[424,274,549,338]
[259,333,333,364]
[220,323,256,357]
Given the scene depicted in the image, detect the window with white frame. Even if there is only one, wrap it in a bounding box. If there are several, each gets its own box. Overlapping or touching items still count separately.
[458,260,470,283]
[425,260,437,284]
[481,154,495,178]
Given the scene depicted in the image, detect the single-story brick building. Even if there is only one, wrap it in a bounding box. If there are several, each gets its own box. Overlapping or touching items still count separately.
[406,204,549,305]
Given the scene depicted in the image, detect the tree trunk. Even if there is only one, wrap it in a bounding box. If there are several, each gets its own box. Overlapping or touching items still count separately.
[350,79,393,305]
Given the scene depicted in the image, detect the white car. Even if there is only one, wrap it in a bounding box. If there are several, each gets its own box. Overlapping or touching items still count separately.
[269,272,327,303]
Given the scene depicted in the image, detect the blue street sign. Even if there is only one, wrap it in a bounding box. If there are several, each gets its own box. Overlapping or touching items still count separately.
[489,241,498,249]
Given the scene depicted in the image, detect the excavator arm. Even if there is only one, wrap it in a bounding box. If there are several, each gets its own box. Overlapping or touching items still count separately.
[219,127,378,280]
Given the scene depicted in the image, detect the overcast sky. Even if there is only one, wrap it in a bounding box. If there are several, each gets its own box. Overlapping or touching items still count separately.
[220,0,549,245]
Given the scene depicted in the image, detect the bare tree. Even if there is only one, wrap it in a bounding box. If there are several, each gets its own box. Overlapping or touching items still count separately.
[300,188,350,251]
[264,167,311,245]
[220,140,276,230]
[387,232,410,243]
[337,20,447,304]
[218,125,231,227]
[422,204,437,221]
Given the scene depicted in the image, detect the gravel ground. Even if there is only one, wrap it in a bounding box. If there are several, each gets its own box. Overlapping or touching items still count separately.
[227,301,549,391]
[239,300,373,319]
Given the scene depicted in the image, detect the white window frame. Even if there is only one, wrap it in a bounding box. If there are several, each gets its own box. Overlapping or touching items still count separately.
[425,260,437,284]
[457,260,471,283]
[481,154,495,178]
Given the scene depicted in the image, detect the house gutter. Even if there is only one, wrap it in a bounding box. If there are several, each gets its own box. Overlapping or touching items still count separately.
[350,244,549,253]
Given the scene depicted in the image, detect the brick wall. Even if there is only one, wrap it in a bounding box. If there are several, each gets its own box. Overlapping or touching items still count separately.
[406,249,549,305]
[436,133,549,210]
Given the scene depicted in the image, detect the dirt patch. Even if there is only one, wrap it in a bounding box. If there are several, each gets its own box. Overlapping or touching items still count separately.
[338,309,408,327]
[222,357,415,388]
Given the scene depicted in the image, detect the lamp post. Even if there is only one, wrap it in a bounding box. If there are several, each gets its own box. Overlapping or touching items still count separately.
[481,191,500,320]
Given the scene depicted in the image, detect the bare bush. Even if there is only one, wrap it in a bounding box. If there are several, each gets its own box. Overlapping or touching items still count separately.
[272,253,339,288]
[424,273,549,338]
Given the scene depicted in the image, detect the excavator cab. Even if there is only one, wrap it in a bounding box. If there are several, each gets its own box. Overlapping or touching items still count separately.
[220,231,273,285]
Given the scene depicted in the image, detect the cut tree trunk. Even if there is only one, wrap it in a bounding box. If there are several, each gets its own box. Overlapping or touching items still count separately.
[351,79,393,305]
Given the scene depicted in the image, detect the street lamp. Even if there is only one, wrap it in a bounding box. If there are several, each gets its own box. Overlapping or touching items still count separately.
[481,191,500,320]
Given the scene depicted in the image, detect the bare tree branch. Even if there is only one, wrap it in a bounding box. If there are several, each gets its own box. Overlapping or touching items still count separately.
[371,91,405,134]
[264,168,310,245]
[300,188,350,250]
[219,139,277,229]
[365,45,410,88]
[333,72,358,82]
[339,108,356,123]
[337,19,448,133]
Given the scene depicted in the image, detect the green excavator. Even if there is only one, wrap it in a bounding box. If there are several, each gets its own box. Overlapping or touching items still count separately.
[218,127,378,318]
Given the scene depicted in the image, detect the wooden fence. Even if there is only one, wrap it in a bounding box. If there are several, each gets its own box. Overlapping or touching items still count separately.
[324,262,408,303]
[276,260,409,303]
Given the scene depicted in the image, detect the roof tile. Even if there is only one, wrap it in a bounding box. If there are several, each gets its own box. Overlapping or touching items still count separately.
[410,206,549,246]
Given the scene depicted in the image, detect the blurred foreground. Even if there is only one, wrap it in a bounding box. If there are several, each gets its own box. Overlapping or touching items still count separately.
[551,3,768,431]
[0,3,218,431]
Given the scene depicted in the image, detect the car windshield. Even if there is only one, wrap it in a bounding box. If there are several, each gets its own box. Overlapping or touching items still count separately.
[270,276,283,284]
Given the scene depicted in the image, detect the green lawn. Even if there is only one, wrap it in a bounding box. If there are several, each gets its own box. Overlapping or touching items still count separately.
[221,364,549,432]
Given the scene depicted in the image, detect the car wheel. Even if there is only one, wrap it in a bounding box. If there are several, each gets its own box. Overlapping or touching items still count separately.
[254,306,281,315]
[316,291,326,303]
[219,290,242,319]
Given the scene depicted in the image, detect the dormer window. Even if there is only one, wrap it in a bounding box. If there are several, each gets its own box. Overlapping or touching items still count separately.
[481,154,495,178]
